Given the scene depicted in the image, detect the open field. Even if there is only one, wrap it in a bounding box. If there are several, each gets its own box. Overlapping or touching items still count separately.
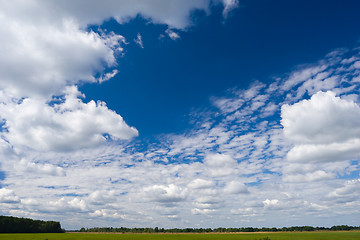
[0,231,360,240]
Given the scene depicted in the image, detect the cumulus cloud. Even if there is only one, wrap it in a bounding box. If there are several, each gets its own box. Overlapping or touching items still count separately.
[0,86,138,151]
[263,199,283,210]
[281,91,360,163]
[224,181,249,194]
[49,197,87,212]
[286,139,360,163]
[88,190,115,205]
[0,188,20,203]
[282,91,360,144]
[0,0,209,30]
[0,0,238,153]
[143,184,187,203]
[0,14,121,99]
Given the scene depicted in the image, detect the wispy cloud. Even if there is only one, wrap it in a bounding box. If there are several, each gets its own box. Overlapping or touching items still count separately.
[134,33,144,48]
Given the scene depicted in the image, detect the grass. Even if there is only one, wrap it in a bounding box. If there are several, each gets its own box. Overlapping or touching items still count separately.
[0,231,359,240]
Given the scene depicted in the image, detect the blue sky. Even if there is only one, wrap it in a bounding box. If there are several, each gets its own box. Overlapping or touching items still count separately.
[81,0,360,137]
[0,0,360,230]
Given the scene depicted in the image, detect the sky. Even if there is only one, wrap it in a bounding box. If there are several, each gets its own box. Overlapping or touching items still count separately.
[0,0,360,230]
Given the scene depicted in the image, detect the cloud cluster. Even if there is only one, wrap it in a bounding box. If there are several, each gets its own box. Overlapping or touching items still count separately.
[1,46,358,227]
[0,0,238,152]
[1,87,138,151]
[0,0,359,230]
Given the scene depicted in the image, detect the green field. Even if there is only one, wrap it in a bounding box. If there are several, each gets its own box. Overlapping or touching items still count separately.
[0,232,360,240]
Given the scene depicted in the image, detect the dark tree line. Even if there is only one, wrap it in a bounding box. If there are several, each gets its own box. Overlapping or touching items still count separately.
[78,225,360,233]
[0,216,64,233]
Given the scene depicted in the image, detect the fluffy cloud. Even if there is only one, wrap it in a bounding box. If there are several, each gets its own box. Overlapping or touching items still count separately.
[143,184,187,203]
[286,139,360,163]
[88,190,115,205]
[0,0,211,30]
[263,199,279,208]
[0,0,238,152]
[49,197,87,212]
[282,91,360,144]
[281,91,360,163]
[0,87,138,151]
[0,14,121,99]
[0,1,141,151]
[224,181,249,194]
[0,188,20,203]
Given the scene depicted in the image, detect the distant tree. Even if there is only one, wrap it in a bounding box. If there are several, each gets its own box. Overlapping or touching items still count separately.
[77,225,360,234]
[0,216,64,233]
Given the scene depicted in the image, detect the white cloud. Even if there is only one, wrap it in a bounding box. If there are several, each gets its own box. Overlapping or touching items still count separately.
[282,91,360,144]
[0,0,238,154]
[134,33,144,48]
[283,170,335,183]
[0,86,138,151]
[0,15,120,99]
[143,184,187,203]
[287,139,360,163]
[165,29,181,40]
[263,198,279,207]
[221,0,239,18]
[98,69,119,83]
[0,1,359,229]
[230,207,258,216]
[191,208,216,215]
[281,91,360,163]
[50,197,87,212]
[328,179,360,199]
[0,0,211,30]
[68,198,87,211]
[224,181,249,194]
[19,159,66,176]
[204,153,237,177]
[0,188,20,203]
[90,209,125,219]
[188,179,215,189]
[88,190,115,205]
[281,64,328,92]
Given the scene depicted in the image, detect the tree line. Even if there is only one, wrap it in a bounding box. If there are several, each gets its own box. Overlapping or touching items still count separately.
[79,225,360,233]
[0,216,64,233]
